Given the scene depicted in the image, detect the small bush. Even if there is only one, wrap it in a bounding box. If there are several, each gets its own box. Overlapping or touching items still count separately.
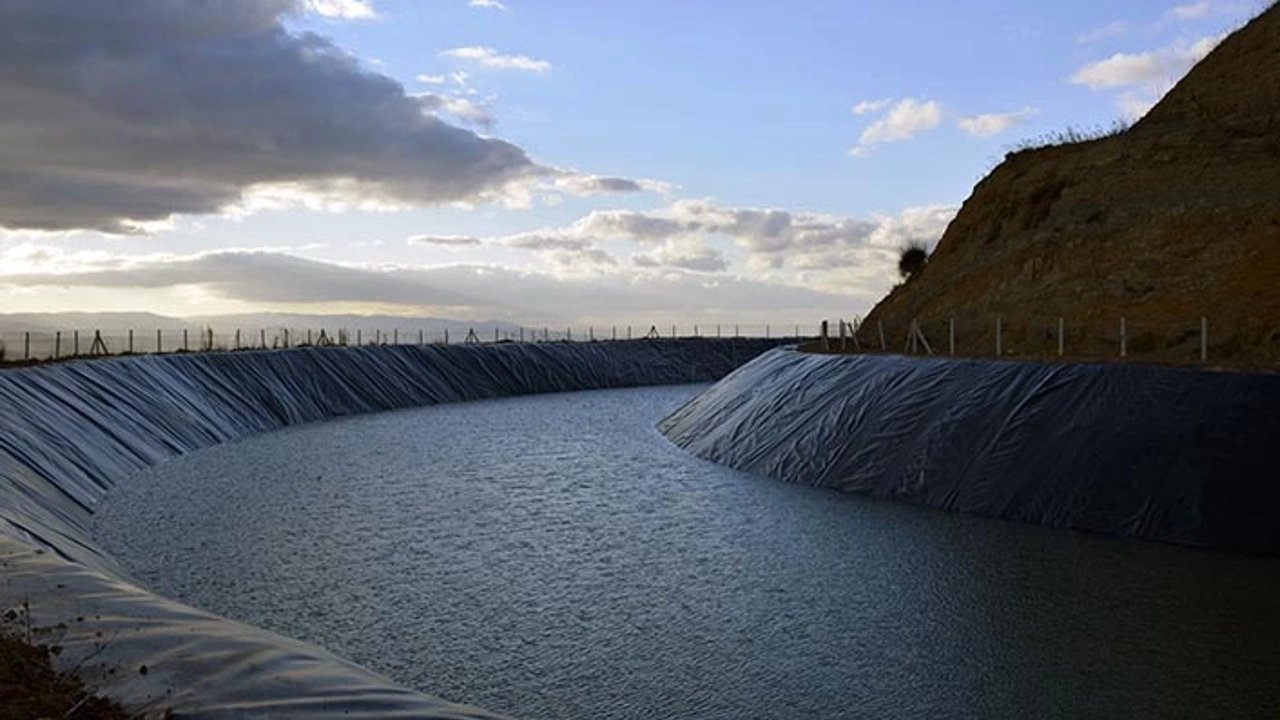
[898,242,929,279]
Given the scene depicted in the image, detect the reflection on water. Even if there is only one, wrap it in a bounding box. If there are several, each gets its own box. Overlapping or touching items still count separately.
[94,385,1280,719]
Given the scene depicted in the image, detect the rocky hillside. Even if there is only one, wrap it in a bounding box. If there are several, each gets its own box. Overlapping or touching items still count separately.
[860,3,1280,369]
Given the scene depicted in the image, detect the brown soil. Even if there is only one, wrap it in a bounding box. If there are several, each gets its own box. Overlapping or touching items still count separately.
[0,634,131,720]
[858,3,1280,371]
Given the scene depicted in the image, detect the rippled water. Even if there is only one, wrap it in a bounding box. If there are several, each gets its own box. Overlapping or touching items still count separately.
[94,385,1280,719]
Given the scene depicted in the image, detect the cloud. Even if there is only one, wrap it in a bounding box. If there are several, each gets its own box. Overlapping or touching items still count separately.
[632,240,728,273]
[1169,2,1212,19]
[850,98,943,155]
[476,199,958,278]
[1071,34,1224,118]
[407,235,482,247]
[440,46,551,72]
[0,248,857,324]
[852,98,893,115]
[0,1,643,233]
[302,0,377,19]
[413,93,495,129]
[1071,35,1222,89]
[957,108,1039,138]
[468,0,508,9]
[417,74,447,85]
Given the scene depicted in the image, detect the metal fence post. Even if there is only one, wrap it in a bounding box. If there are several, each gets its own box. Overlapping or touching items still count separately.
[54,331,61,359]
[1057,318,1064,357]
[73,330,79,356]
[157,329,162,353]
[1119,317,1127,358]
[24,332,30,360]
[949,318,956,356]
[995,317,1002,357]
[1200,317,1208,362]
[128,329,134,354]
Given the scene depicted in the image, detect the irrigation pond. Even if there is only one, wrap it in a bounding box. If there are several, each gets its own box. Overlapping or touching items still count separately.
[93,385,1280,719]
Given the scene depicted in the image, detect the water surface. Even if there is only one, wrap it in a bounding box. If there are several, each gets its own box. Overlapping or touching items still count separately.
[94,385,1280,719]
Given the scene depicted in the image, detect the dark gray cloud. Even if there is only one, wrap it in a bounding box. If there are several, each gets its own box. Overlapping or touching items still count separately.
[0,1,638,232]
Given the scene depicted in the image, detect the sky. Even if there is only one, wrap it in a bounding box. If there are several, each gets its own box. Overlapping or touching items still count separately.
[0,0,1267,326]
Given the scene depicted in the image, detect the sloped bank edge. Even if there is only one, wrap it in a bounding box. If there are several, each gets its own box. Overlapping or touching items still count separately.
[659,348,1280,554]
[0,339,782,720]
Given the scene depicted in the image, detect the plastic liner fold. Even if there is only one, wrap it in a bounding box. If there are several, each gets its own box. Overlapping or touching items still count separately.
[0,339,781,719]
[659,348,1280,554]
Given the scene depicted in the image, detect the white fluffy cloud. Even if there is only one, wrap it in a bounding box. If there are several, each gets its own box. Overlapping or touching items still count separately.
[302,0,377,19]
[468,0,508,10]
[850,98,943,155]
[957,108,1039,138]
[1071,34,1223,118]
[414,93,495,129]
[440,46,551,72]
[463,199,957,280]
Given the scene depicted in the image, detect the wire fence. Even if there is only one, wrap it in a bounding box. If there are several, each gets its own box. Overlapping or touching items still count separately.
[812,315,1278,369]
[0,322,818,367]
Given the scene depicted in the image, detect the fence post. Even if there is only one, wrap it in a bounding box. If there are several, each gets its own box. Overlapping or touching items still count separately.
[995,317,1002,357]
[54,331,61,359]
[260,328,266,349]
[735,324,740,337]
[73,330,79,356]
[1200,317,1208,362]
[590,326,595,342]
[419,329,424,345]
[444,328,449,344]
[626,326,631,340]
[794,324,799,339]
[948,318,956,356]
[494,327,499,343]
[821,320,829,351]
[24,332,30,360]
[1119,317,1127,358]
[567,327,572,341]
[1057,318,1064,357]
[157,329,162,354]
[611,326,616,341]
[671,324,677,339]
[234,329,240,350]
[128,329,134,354]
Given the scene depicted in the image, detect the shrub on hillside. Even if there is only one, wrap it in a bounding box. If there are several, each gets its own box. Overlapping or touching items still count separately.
[898,242,929,279]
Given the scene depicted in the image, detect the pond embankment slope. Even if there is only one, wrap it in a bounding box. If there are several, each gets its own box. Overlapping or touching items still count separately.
[0,339,781,719]
[660,349,1280,553]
